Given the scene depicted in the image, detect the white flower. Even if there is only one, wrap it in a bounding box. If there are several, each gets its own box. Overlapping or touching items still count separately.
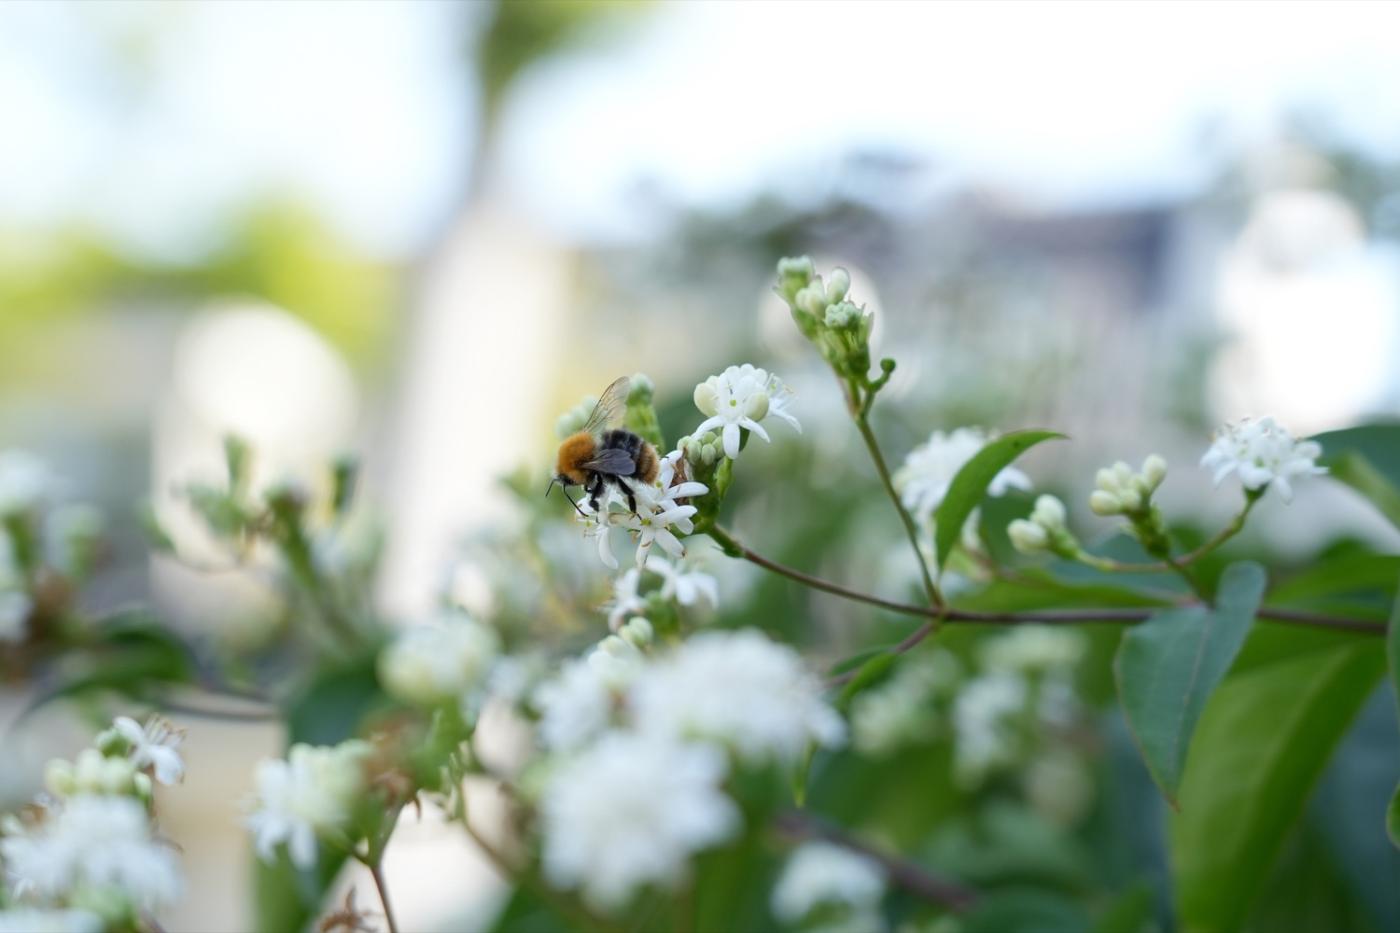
[771,842,886,927]
[645,555,719,609]
[581,453,707,570]
[112,716,185,786]
[0,590,31,643]
[378,615,500,707]
[1,795,181,910]
[952,673,1027,786]
[980,627,1085,678]
[0,450,54,516]
[604,567,646,632]
[693,365,801,459]
[540,733,739,909]
[533,639,643,752]
[895,428,1031,524]
[1200,416,1325,502]
[0,909,102,933]
[630,630,845,765]
[245,741,371,870]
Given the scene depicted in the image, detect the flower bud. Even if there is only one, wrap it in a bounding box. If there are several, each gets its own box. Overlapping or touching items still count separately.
[743,391,769,421]
[44,758,76,797]
[1141,454,1167,491]
[627,373,654,404]
[1030,494,1067,531]
[1116,487,1143,512]
[776,256,815,300]
[795,283,828,317]
[693,382,719,417]
[1094,467,1118,492]
[1089,490,1122,516]
[823,301,862,329]
[1008,519,1049,554]
[825,267,851,303]
[620,617,653,648]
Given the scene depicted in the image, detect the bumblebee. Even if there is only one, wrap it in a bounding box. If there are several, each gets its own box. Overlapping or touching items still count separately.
[549,376,658,515]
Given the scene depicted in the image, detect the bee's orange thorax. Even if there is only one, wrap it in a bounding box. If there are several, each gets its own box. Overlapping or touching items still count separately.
[556,432,597,485]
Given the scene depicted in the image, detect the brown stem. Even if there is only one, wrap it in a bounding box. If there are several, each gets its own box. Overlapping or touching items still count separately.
[853,414,945,611]
[775,811,977,913]
[711,527,1386,664]
[366,858,399,933]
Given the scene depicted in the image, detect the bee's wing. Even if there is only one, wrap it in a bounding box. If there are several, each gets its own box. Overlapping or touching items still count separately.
[580,376,631,435]
[582,448,637,476]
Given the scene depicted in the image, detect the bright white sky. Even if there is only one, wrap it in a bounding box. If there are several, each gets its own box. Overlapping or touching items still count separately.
[3,0,1400,257]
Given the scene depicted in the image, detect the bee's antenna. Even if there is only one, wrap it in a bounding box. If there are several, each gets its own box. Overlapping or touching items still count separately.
[545,477,557,499]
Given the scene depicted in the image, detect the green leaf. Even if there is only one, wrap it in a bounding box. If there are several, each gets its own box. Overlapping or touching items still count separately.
[1114,562,1266,805]
[1314,422,1400,530]
[1170,642,1386,932]
[1327,451,1400,531]
[933,429,1064,571]
[26,616,196,715]
[284,652,387,746]
[253,848,346,933]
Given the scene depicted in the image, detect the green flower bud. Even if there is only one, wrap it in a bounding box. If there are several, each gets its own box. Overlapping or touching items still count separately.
[700,442,718,466]
[627,373,655,404]
[823,300,863,329]
[776,255,815,301]
[44,759,76,797]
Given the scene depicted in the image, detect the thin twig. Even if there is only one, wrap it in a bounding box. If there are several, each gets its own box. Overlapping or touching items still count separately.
[853,413,945,611]
[358,856,399,933]
[712,528,1385,679]
[776,811,977,913]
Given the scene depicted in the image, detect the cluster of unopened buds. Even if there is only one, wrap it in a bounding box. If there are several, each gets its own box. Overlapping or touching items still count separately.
[1088,454,1168,517]
[1007,494,1077,557]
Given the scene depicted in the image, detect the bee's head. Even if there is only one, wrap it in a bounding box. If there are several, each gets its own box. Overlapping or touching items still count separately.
[546,473,587,517]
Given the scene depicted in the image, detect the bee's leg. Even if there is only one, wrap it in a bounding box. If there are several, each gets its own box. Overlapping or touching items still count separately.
[587,475,604,512]
[625,487,637,515]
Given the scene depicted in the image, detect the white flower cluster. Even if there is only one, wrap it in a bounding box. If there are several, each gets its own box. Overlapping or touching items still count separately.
[1200,416,1325,502]
[895,428,1031,525]
[1,797,181,916]
[582,452,708,570]
[533,628,844,909]
[692,364,802,460]
[245,740,371,870]
[2,717,187,923]
[603,555,718,633]
[1088,455,1167,517]
[377,613,500,708]
[771,841,887,933]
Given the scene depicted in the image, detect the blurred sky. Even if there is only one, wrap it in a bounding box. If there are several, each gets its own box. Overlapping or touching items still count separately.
[6,1,1400,255]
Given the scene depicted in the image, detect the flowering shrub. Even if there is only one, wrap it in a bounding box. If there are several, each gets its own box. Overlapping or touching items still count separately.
[2,256,1400,932]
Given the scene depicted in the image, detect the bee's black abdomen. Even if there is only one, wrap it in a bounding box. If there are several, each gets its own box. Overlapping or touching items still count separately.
[600,429,644,460]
